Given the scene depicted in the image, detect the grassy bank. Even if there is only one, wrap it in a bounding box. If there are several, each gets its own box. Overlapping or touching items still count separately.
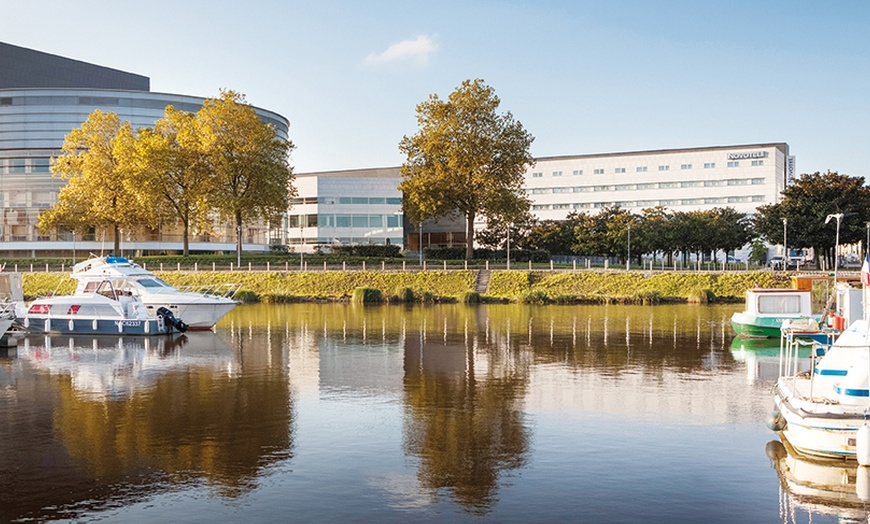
[20,269,788,304]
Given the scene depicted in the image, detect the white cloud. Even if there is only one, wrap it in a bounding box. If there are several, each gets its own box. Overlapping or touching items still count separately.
[364,34,437,66]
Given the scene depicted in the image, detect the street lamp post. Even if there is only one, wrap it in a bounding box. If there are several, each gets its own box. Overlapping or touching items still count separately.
[826,213,844,286]
[782,218,788,271]
[419,222,423,267]
[627,223,631,271]
[865,221,869,258]
[299,220,304,270]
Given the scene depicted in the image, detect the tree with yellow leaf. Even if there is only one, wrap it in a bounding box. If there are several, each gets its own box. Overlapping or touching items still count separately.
[196,91,295,260]
[128,106,214,256]
[399,79,535,260]
[38,110,144,255]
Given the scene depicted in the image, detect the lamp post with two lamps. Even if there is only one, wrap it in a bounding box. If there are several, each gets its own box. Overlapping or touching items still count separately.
[826,213,844,286]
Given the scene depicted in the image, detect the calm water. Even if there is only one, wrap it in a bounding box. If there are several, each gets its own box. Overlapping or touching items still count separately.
[0,303,853,523]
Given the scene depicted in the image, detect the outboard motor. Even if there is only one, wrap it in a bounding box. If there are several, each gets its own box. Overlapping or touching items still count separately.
[156,306,188,333]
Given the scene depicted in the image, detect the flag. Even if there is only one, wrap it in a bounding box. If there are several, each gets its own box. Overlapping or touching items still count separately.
[862,253,870,286]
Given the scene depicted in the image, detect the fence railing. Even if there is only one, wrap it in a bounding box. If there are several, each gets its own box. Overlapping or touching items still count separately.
[3,258,848,275]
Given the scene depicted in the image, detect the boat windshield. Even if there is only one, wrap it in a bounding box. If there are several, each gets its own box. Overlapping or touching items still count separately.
[138,278,172,289]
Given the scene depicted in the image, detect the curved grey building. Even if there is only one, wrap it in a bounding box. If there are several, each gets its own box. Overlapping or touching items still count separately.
[0,42,289,256]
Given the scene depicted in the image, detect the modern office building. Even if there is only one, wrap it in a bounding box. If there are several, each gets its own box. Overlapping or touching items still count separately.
[0,41,289,256]
[295,142,793,253]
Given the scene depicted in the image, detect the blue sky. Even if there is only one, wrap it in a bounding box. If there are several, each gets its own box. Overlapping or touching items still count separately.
[3,1,869,177]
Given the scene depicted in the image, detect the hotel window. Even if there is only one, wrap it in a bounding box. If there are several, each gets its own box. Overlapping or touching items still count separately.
[593,185,612,192]
[636,200,657,206]
[572,169,583,176]
[553,203,570,209]
[659,182,678,189]
[726,179,749,186]
[553,187,570,193]
[681,199,703,205]
[615,184,635,191]
[532,204,551,210]
[704,180,724,187]
[680,181,701,188]
[705,198,725,204]
[593,202,610,208]
[636,166,648,172]
[532,172,543,178]
[727,161,739,168]
[573,186,591,192]
[751,178,765,185]
[658,165,670,171]
[636,183,655,190]
[681,164,692,170]
[531,188,550,194]
[704,162,716,169]
[660,199,679,206]
[727,196,749,203]
[594,168,604,175]
[574,203,592,209]
[386,197,402,204]
[751,195,765,202]
[615,167,626,173]
[751,160,764,166]
[616,201,635,207]
[552,171,563,177]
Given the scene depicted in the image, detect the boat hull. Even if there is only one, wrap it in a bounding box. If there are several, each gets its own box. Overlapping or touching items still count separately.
[142,300,236,330]
[730,312,785,338]
[774,380,864,459]
[20,316,174,336]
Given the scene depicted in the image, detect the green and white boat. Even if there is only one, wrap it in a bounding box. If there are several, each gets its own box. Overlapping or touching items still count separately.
[730,288,818,339]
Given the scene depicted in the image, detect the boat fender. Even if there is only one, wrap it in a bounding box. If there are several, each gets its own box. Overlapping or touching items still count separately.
[156,307,188,333]
[859,467,870,501]
[764,440,786,462]
[858,423,870,466]
[766,410,786,432]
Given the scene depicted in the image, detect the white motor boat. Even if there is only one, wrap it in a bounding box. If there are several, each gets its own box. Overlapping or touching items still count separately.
[21,278,187,335]
[71,256,239,330]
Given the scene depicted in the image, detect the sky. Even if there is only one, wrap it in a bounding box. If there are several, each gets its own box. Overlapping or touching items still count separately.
[3,1,869,177]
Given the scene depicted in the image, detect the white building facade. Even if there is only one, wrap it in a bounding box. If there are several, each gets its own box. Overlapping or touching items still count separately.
[523,143,792,220]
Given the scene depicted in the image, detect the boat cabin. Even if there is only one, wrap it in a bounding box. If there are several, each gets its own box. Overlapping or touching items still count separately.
[744,288,813,318]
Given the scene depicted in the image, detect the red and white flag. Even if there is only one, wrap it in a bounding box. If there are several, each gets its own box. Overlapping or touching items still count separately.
[862,253,870,286]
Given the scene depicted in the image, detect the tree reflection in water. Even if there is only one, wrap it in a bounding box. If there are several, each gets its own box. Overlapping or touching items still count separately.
[402,307,531,514]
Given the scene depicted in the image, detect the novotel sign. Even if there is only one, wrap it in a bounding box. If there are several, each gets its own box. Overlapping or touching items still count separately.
[728,151,768,160]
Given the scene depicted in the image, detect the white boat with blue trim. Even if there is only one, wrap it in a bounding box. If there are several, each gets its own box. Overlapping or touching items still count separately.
[772,279,870,461]
[20,278,188,335]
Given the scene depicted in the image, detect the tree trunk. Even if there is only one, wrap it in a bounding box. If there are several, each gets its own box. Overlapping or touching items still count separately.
[113,224,121,255]
[182,218,190,257]
[465,211,475,260]
[236,211,243,262]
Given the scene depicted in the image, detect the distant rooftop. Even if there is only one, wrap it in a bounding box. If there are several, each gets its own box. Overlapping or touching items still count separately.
[0,41,149,91]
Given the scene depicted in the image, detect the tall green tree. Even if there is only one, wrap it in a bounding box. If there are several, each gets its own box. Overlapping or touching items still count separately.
[38,110,143,254]
[196,90,295,260]
[399,79,535,259]
[754,171,870,265]
[126,106,214,256]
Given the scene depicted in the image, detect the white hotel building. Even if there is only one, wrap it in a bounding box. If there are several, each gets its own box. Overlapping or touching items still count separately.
[523,143,792,219]
[294,142,792,253]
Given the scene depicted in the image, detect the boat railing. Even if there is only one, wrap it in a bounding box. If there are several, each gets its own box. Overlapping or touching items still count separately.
[176,283,242,300]
[779,326,836,401]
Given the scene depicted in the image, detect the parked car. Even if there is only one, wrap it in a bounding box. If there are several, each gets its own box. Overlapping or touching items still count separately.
[769,256,801,270]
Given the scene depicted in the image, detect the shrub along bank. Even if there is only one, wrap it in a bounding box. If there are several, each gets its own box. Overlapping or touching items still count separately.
[19,269,789,304]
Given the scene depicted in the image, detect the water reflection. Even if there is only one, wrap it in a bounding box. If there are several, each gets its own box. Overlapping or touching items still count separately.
[0,331,294,522]
[1,302,780,522]
[767,440,870,522]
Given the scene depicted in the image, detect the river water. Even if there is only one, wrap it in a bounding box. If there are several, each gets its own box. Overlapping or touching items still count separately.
[0,303,857,523]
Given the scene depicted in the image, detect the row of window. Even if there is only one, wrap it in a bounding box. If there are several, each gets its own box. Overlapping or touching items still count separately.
[288,213,404,229]
[290,237,403,246]
[531,195,766,211]
[527,177,766,194]
[0,158,51,174]
[529,160,764,178]
[290,196,403,206]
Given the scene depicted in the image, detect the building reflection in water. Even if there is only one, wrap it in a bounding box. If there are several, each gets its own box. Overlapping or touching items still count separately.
[1,330,295,522]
